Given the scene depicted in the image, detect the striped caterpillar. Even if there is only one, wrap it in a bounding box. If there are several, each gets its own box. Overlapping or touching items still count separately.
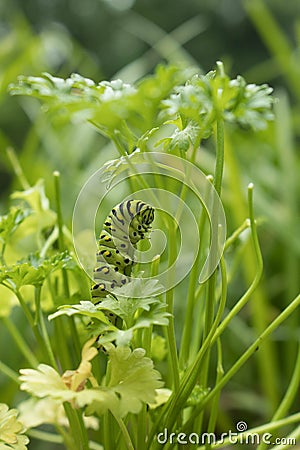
[92,199,155,302]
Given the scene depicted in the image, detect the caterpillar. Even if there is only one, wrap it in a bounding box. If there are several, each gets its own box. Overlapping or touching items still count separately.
[91,199,155,301]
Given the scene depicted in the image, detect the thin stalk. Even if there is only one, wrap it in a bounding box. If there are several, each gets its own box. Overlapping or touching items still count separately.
[37,299,57,369]
[179,175,212,368]
[159,183,259,442]
[28,422,78,450]
[224,219,249,251]
[213,184,263,340]
[165,223,180,393]
[143,255,160,355]
[103,412,113,450]
[53,171,81,360]
[194,273,216,434]
[272,425,300,450]
[2,316,38,367]
[111,412,135,450]
[0,242,6,265]
[205,338,224,450]
[47,276,73,370]
[110,135,151,194]
[196,412,300,449]
[257,343,300,450]
[174,184,262,433]
[244,0,300,100]
[195,114,224,432]
[225,135,279,408]
[147,256,227,450]
[102,363,115,450]
[63,402,90,450]
[213,116,225,197]
[136,256,161,450]
[189,284,206,360]
[0,360,20,384]
[275,92,299,375]
[183,292,300,433]
[272,344,300,420]
[13,289,45,349]
[6,147,30,189]
[27,429,63,445]
[14,289,35,329]
[53,171,69,294]
[90,442,106,450]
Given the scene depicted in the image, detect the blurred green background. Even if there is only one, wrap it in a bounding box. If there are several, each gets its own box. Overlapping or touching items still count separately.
[1,0,300,210]
[0,0,300,447]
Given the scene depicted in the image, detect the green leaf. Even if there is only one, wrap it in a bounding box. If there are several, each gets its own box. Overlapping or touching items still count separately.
[0,207,31,244]
[11,180,52,214]
[93,300,170,348]
[10,72,137,135]
[48,300,111,325]
[95,278,169,328]
[111,278,164,298]
[10,180,56,240]
[20,347,163,419]
[158,120,201,153]
[162,62,274,139]
[0,252,73,290]
[9,65,198,148]
[107,346,163,416]
[99,148,141,183]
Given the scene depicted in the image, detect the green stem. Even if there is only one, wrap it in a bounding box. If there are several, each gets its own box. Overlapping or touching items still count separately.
[183,184,261,433]
[257,343,300,450]
[272,344,300,420]
[111,412,135,450]
[165,223,180,393]
[196,412,300,449]
[13,289,45,350]
[272,424,300,450]
[244,0,300,100]
[27,429,63,445]
[53,171,69,296]
[224,219,249,251]
[213,184,263,340]
[53,171,81,361]
[225,135,279,408]
[205,338,224,450]
[195,115,224,432]
[103,412,114,450]
[63,403,90,450]
[0,242,6,265]
[162,183,260,439]
[0,360,20,384]
[147,256,227,450]
[184,292,300,433]
[213,117,225,197]
[28,425,76,448]
[143,255,160,355]
[2,317,38,367]
[14,289,35,329]
[6,146,30,190]
[37,300,57,369]
[179,175,212,368]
